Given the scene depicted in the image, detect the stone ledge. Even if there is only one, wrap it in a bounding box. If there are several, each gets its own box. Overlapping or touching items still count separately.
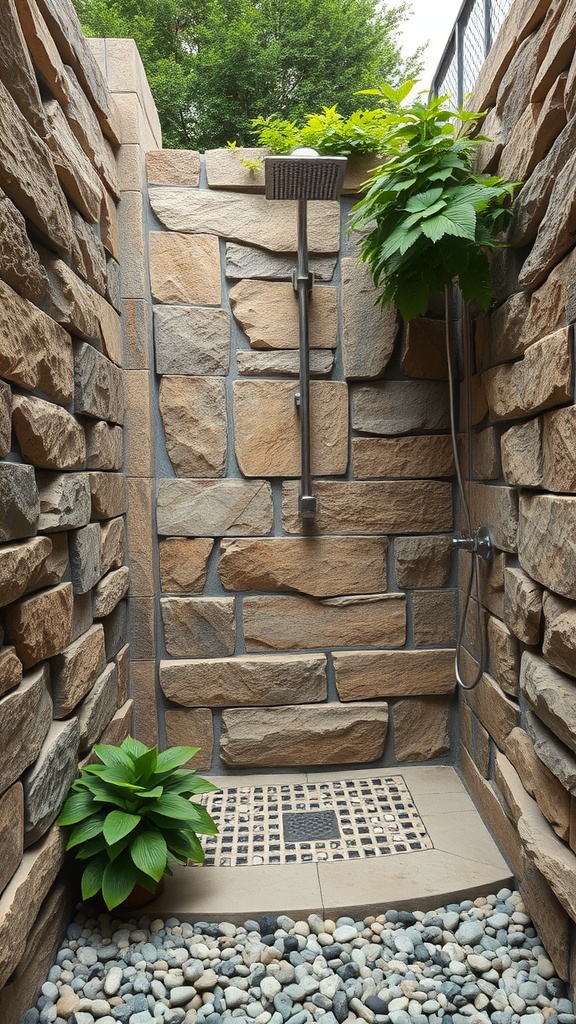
[282,480,453,535]
[333,649,455,700]
[160,654,327,707]
[243,593,406,652]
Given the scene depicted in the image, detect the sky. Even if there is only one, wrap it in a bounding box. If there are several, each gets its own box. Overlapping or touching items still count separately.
[398,0,463,92]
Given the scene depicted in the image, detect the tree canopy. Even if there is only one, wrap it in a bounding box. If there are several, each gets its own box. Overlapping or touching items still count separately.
[75,0,424,149]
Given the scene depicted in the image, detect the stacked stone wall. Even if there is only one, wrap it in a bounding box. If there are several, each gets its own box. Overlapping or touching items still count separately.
[147,151,458,772]
[454,0,576,985]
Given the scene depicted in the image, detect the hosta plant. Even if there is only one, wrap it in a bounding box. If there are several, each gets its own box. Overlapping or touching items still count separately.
[57,737,219,910]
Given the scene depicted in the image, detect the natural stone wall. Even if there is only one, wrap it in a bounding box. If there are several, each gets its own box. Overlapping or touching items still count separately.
[148,147,457,773]
[0,12,161,1022]
[457,0,576,983]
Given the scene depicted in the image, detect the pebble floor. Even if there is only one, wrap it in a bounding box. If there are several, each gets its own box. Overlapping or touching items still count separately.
[22,890,574,1024]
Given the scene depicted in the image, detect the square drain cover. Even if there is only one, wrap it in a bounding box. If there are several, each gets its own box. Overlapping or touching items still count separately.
[283,810,340,843]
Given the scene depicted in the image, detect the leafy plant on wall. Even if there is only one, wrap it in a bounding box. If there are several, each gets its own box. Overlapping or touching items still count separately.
[348,82,520,321]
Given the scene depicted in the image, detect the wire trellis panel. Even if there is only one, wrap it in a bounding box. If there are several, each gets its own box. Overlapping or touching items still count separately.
[431,0,514,104]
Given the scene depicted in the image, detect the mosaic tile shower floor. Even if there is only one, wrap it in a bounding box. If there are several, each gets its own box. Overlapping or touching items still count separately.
[200,775,434,867]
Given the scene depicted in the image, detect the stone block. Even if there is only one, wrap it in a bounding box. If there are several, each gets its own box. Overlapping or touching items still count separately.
[233,379,348,477]
[412,590,456,646]
[161,597,236,658]
[236,350,334,377]
[482,328,572,421]
[93,566,130,618]
[0,537,51,608]
[96,699,133,749]
[543,590,576,677]
[225,243,336,282]
[204,147,266,190]
[352,435,454,479]
[0,648,22,699]
[159,538,213,594]
[34,533,68,588]
[341,258,398,379]
[0,826,66,989]
[521,651,576,757]
[124,369,153,479]
[472,551,506,619]
[333,649,455,700]
[160,376,227,478]
[160,653,327,707]
[116,644,129,706]
[101,187,119,261]
[532,2,576,102]
[0,665,51,795]
[126,480,153,597]
[73,340,124,424]
[500,417,543,487]
[0,77,72,253]
[281,480,453,535]
[0,784,22,898]
[517,850,571,982]
[154,305,231,375]
[394,537,451,588]
[541,406,576,492]
[100,516,125,576]
[487,615,520,696]
[230,280,338,350]
[71,208,107,296]
[0,188,47,303]
[123,299,149,369]
[515,779,576,923]
[130,661,158,747]
[94,293,122,366]
[508,111,576,248]
[243,593,405,652]
[504,727,570,841]
[23,718,80,845]
[459,702,491,779]
[468,482,518,553]
[464,671,520,751]
[43,98,103,223]
[69,522,101,594]
[393,696,451,761]
[520,148,576,289]
[149,232,221,305]
[149,188,340,253]
[352,381,450,435]
[401,318,448,380]
[219,536,387,598]
[146,149,201,185]
[12,394,85,470]
[51,623,106,718]
[476,293,532,372]
[12,0,69,103]
[71,591,93,643]
[472,427,502,480]
[526,708,576,792]
[85,420,123,471]
[164,709,213,772]
[157,479,273,537]
[127,597,154,660]
[39,246,100,341]
[524,248,576,350]
[37,471,91,532]
[519,493,576,599]
[0,380,10,458]
[102,599,127,661]
[220,702,389,767]
[0,279,73,404]
[88,472,127,520]
[3,582,72,669]
[77,662,118,752]
[105,255,121,311]
[504,566,542,644]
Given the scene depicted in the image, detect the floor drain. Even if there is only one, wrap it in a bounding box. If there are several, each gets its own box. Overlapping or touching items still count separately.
[283,810,341,843]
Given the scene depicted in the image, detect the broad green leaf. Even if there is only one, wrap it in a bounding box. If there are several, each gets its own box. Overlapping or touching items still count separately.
[186,802,219,836]
[132,747,158,783]
[75,835,108,860]
[103,809,141,845]
[81,853,108,900]
[94,743,134,770]
[57,792,95,826]
[121,736,149,760]
[168,830,206,864]
[79,780,129,810]
[66,814,106,850]
[155,747,200,773]
[145,793,199,823]
[102,852,139,910]
[405,187,443,212]
[130,830,168,881]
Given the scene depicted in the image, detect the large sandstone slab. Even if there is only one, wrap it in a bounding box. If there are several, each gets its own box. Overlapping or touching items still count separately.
[521,651,576,756]
[73,340,124,424]
[225,243,336,282]
[16,0,70,106]
[412,590,456,646]
[39,248,100,341]
[500,417,543,487]
[394,696,451,761]
[0,279,73,404]
[352,381,450,434]
[160,376,227,477]
[0,188,47,302]
[504,727,570,841]
[93,567,130,618]
[464,671,520,751]
[43,98,103,223]
[161,597,236,658]
[341,258,398,379]
[394,537,451,588]
[99,517,125,576]
[541,406,576,492]
[516,781,576,923]
[12,394,85,470]
[88,472,127,519]
[34,533,68,589]
[149,232,221,305]
[282,480,453,535]
[517,850,570,982]
[51,623,106,718]
[157,479,273,537]
[154,305,231,375]
[85,420,123,471]
[0,77,72,253]
[69,522,101,594]
[352,435,454,479]
[236,350,334,377]
[146,149,201,186]
[160,654,327,707]
[333,649,455,700]
[482,328,572,421]
[230,280,337,350]
[77,662,118,753]
[159,538,213,594]
[519,493,576,599]
[204,147,266,191]
[526,708,576,793]
[70,208,106,295]
[519,147,576,289]
[219,537,387,598]
[94,293,122,366]
[508,111,576,248]
[0,0,47,135]
[61,63,119,184]
[149,189,340,253]
[0,537,52,608]
[3,583,72,668]
[504,566,542,645]
[475,293,531,372]
[0,464,39,543]
[543,590,576,677]
[37,471,91,532]
[243,593,405,651]
[233,380,348,477]
[468,482,518,553]
[0,648,22,700]
[0,665,52,795]
[220,703,389,767]
[532,2,576,102]
[0,784,22,899]
[23,718,80,844]
[487,615,520,697]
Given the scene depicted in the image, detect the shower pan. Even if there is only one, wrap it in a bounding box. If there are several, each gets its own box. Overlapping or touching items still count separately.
[264,149,347,519]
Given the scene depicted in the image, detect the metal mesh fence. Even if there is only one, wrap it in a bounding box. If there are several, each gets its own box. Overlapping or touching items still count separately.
[431,0,514,103]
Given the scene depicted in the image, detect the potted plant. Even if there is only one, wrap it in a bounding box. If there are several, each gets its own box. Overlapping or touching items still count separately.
[57,736,219,910]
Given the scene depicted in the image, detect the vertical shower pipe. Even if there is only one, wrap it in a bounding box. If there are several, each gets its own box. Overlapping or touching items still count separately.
[295,198,316,519]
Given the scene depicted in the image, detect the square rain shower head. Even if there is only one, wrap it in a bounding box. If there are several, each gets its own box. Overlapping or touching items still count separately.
[264,154,347,201]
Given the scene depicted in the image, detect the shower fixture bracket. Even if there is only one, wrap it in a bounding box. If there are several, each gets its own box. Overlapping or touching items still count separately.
[292,269,314,294]
[299,494,318,519]
[452,526,493,561]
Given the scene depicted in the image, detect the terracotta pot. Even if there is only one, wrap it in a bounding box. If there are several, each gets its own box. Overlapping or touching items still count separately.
[119,876,165,909]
